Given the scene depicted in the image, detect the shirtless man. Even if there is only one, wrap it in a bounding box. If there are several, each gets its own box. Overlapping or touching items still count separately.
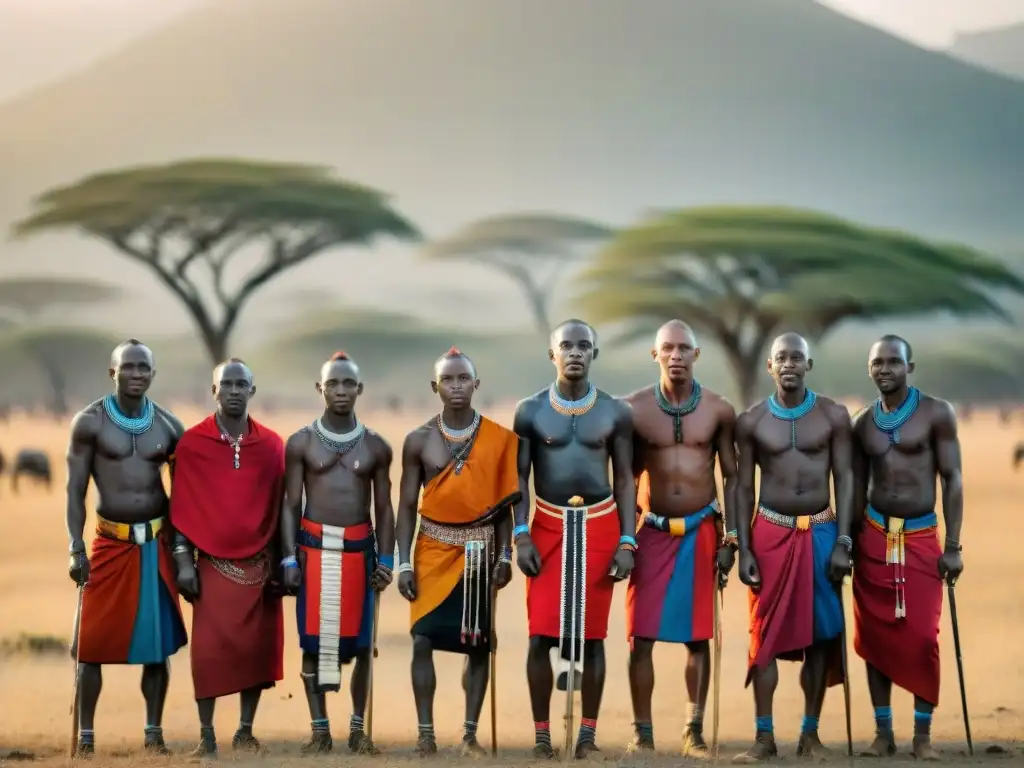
[621,320,738,755]
[514,319,636,759]
[851,335,964,761]
[396,348,519,755]
[66,339,187,756]
[733,332,854,763]
[281,352,395,755]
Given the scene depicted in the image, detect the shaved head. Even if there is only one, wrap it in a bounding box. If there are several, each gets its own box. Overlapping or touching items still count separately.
[110,338,153,369]
[770,332,810,358]
[655,319,696,347]
[320,353,361,384]
[213,357,253,386]
[652,319,700,382]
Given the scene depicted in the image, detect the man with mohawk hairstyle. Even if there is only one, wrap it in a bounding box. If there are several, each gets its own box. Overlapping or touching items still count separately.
[280,351,396,755]
[396,346,520,756]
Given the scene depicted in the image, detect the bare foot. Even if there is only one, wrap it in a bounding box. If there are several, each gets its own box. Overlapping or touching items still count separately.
[732,735,778,764]
[73,742,95,761]
[532,743,555,759]
[231,730,261,754]
[416,737,438,757]
[682,725,709,758]
[796,732,833,759]
[912,737,941,761]
[188,733,217,761]
[574,741,603,760]
[861,733,897,757]
[300,731,333,755]
[349,732,381,756]
[625,736,655,754]
[144,736,171,756]
[458,738,488,758]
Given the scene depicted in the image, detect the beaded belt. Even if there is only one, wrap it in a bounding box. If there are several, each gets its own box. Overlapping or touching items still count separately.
[96,515,165,544]
[866,506,938,619]
[643,500,719,536]
[205,551,271,587]
[756,504,835,530]
[419,518,493,645]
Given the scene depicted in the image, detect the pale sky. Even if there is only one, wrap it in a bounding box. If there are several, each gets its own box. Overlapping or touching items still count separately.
[819,0,1024,47]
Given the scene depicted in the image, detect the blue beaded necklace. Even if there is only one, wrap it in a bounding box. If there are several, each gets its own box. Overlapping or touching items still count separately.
[872,386,920,445]
[768,389,816,448]
[103,393,155,454]
[655,380,702,443]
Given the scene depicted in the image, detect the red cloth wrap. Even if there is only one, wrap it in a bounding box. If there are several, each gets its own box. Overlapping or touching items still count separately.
[169,415,285,559]
[78,532,183,664]
[853,518,942,705]
[526,496,619,641]
[190,555,284,699]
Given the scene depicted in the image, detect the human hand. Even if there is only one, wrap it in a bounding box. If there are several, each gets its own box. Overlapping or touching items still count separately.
[493,560,512,590]
[715,545,736,587]
[515,535,542,577]
[738,548,761,590]
[828,541,854,583]
[68,548,90,586]
[608,547,634,582]
[282,559,302,595]
[372,563,393,592]
[938,549,963,585]
[176,561,200,602]
[398,570,417,601]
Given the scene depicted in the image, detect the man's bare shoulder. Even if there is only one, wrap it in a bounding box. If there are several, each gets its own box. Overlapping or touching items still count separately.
[701,387,737,421]
[620,385,655,409]
[850,403,872,432]
[403,420,434,452]
[285,425,312,456]
[815,395,852,427]
[736,401,767,435]
[921,392,957,425]
[153,403,185,438]
[513,390,546,432]
[69,400,103,438]
[365,428,394,461]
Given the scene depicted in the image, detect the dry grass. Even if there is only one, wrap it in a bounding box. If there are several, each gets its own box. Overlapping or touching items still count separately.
[0,406,1021,766]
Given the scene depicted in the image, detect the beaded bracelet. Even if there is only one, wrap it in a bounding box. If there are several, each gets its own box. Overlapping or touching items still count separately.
[378,553,395,570]
[513,523,530,540]
[280,555,298,569]
[836,535,854,551]
[499,546,513,564]
[397,562,414,574]
[619,534,637,547]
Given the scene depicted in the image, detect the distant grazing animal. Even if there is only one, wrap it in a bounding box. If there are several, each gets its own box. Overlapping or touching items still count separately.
[1015,443,1024,471]
[12,449,52,494]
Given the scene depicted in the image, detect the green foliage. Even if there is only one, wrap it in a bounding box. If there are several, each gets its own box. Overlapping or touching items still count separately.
[577,206,1024,406]
[11,158,421,364]
[0,276,121,321]
[423,212,613,336]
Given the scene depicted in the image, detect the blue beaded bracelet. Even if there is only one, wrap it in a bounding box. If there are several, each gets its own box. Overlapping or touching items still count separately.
[513,523,530,539]
[619,534,637,547]
[281,555,298,569]
[379,553,395,570]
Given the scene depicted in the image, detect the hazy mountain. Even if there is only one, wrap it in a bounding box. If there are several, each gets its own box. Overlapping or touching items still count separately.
[950,22,1024,79]
[0,0,203,103]
[1,0,1023,340]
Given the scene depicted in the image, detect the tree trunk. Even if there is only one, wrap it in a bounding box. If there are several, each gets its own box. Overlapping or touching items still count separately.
[39,359,68,416]
[522,281,552,338]
[723,344,763,410]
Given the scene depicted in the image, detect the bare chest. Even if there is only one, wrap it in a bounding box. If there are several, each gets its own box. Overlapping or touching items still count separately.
[755,412,832,457]
[860,412,931,460]
[533,405,616,450]
[96,421,173,463]
[304,436,374,480]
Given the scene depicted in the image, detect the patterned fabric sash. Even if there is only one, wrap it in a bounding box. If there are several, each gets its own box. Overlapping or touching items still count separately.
[205,550,271,587]
[866,506,938,619]
[96,515,165,544]
[756,504,835,530]
[419,518,494,646]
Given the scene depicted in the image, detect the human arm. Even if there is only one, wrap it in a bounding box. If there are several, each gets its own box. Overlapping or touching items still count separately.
[395,430,424,600]
[934,401,964,582]
[279,430,307,593]
[828,403,855,581]
[714,401,739,578]
[65,408,98,584]
[511,399,542,577]
[734,410,761,588]
[371,435,396,590]
[609,399,637,581]
[850,410,870,537]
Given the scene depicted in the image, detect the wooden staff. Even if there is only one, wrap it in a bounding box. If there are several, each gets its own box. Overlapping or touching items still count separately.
[68,583,85,760]
[489,581,499,756]
[947,582,973,756]
[563,496,585,762]
[365,592,381,741]
[837,578,853,758]
[711,575,723,759]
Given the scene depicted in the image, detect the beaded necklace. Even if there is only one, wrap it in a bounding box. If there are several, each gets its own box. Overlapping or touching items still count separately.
[548,382,597,433]
[215,414,245,470]
[437,411,481,474]
[102,393,155,455]
[654,380,702,443]
[767,388,817,448]
[872,386,920,446]
[314,417,366,455]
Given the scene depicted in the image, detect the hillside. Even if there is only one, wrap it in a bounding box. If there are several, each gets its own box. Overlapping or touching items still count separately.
[2,0,1024,338]
[950,22,1024,79]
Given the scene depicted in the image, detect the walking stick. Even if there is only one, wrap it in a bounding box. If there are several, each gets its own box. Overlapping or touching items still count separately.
[365,592,381,741]
[563,497,585,763]
[489,582,499,756]
[947,582,973,756]
[711,575,723,759]
[837,578,853,758]
[69,583,85,760]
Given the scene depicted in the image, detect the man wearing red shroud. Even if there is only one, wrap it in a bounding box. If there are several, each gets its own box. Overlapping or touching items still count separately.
[169,359,286,758]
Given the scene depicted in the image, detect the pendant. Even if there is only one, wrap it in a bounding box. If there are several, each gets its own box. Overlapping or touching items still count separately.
[674,415,683,444]
[353,460,360,470]
[233,444,241,470]
[455,460,464,475]
[571,415,577,433]
[132,434,137,455]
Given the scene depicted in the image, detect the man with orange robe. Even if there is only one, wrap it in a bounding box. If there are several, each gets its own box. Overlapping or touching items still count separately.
[169,359,286,758]
[396,348,520,756]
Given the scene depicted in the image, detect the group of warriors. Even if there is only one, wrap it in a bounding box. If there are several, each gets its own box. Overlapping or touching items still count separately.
[64,319,965,763]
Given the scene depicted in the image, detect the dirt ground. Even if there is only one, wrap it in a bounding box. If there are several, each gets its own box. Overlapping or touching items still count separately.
[0,405,1020,767]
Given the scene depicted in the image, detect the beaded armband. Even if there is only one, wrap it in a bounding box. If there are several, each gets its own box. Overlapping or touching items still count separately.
[397,562,414,575]
[722,529,739,551]
[280,555,299,569]
[513,523,530,541]
[618,534,637,552]
[378,553,395,571]
[836,534,854,551]
[944,537,962,553]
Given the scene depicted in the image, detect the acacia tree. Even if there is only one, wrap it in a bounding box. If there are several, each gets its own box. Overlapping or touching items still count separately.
[0,276,121,324]
[423,213,613,336]
[12,159,421,364]
[577,206,1024,407]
